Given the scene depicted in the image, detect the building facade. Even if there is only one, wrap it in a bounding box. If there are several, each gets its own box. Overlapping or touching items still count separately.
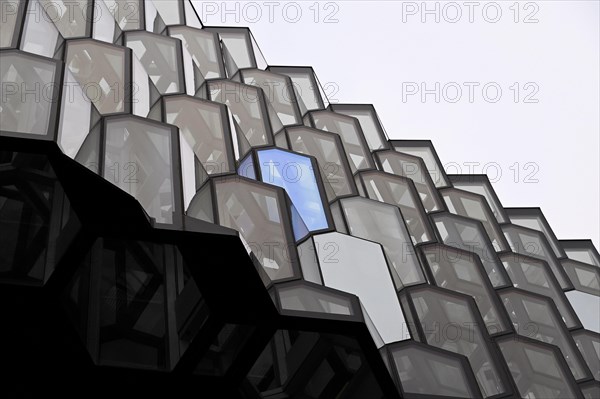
[1,1,599,397]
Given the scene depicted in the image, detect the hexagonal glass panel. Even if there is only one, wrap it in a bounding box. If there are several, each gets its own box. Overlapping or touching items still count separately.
[561,259,600,296]
[376,150,442,212]
[500,289,590,381]
[357,170,434,244]
[0,0,23,48]
[406,287,509,397]
[0,51,59,136]
[421,243,510,334]
[431,213,508,288]
[448,174,508,223]
[39,0,90,38]
[572,330,600,382]
[392,140,450,188]
[103,0,143,31]
[441,187,508,251]
[339,197,425,289]
[500,252,580,329]
[566,290,600,333]
[308,111,374,172]
[561,240,600,267]
[502,224,571,289]
[268,66,325,112]
[497,336,580,399]
[169,27,224,79]
[329,104,388,151]
[506,208,566,258]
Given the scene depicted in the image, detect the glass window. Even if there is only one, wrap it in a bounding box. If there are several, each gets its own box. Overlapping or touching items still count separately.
[103,0,143,31]
[0,0,23,48]
[20,0,62,58]
[149,0,183,25]
[169,27,224,79]
[566,290,600,333]
[329,104,387,151]
[268,66,324,112]
[507,208,566,258]
[562,259,600,296]
[376,150,442,212]
[339,197,425,288]
[257,149,329,233]
[39,0,90,38]
[104,117,177,224]
[572,330,600,382]
[448,174,508,223]
[276,283,356,317]
[392,140,450,188]
[0,51,58,136]
[561,240,600,267]
[313,232,411,345]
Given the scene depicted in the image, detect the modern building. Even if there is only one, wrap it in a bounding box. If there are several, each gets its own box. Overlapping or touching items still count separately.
[1,1,599,398]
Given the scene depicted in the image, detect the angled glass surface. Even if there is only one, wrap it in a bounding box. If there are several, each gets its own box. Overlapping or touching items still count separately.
[213,177,298,281]
[286,126,356,201]
[0,51,59,136]
[205,27,256,76]
[268,66,325,112]
[104,116,178,224]
[126,31,183,94]
[441,187,508,251]
[376,150,442,212]
[329,104,388,151]
[168,27,224,79]
[572,330,600,382]
[497,336,580,399]
[566,290,600,333]
[406,287,508,398]
[65,40,127,114]
[257,149,329,234]
[506,208,566,259]
[561,240,600,267]
[581,382,600,399]
[357,170,434,244]
[208,80,273,148]
[313,232,411,345]
[274,281,358,317]
[308,111,375,172]
[150,0,183,25]
[0,0,23,48]
[388,343,480,398]
[39,0,90,38]
[500,252,580,329]
[431,213,508,288]
[502,224,571,290]
[20,0,63,58]
[448,174,508,223]
[500,289,590,381]
[421,243,510,334]
[391,140,450,188]
[339,197,425,289]
[241,69,301,126]
[164,95,234,176]
[561,259,600,296]
[103,0,143,31]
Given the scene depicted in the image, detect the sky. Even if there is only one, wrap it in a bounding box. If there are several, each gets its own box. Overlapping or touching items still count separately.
[191,0,600,249]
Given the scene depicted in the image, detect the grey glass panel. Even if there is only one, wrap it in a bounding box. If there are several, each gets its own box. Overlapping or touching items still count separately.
[566,290,600,333]
[205,28,256,75]
[150,0,183,25]
[507,208,566,258]
[268,66,324,112]
[0,52,58,135]
[502,224,570,289]
[165,96,233,176]
[376,150,442,212]
[286,127,355,201]
[242,70,301,126]
[104,0,143,30]
[126,31,182,94]
[432,213,508,288]
[448,175,508,223]
[422,244,509,334]
[214,178,296,281]
[186,183,213,223]
[498,337,579,399]
[297,238,322,284]
[409,287,507,397]
[501,253,579,329]
[572,330,600,382]
[309,111,374,172]
[328,105,386,151]
[561,240,600,267]
[65,40,126,114]
[208,80,272,148]
[58,68,92,157]
[314,232,410,344]
[358,171,433,244]
[390,344,477,398]
[442,188,508,251]
[500,289,589,381]
[581,383,600,399]
[392,141,450,188]
[562,259,600,296]
[0,0,21,48]
[277,284,355,316]
[20,0,61,58]
[340,197,425,288]
[169,27,224,79]
[104,117,176,224]
[39,0,90,38]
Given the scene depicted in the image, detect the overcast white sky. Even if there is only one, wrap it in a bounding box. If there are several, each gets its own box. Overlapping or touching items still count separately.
[193,0,600,248]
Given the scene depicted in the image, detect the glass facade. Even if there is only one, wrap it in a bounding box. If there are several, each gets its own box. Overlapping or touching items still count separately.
[1,2,598,397]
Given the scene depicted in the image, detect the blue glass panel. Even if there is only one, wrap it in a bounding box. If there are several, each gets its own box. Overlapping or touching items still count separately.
[238,154,256,179]
[257,149,328,234]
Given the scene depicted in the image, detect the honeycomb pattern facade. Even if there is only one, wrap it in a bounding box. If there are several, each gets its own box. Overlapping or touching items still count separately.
[1,1,599,398]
